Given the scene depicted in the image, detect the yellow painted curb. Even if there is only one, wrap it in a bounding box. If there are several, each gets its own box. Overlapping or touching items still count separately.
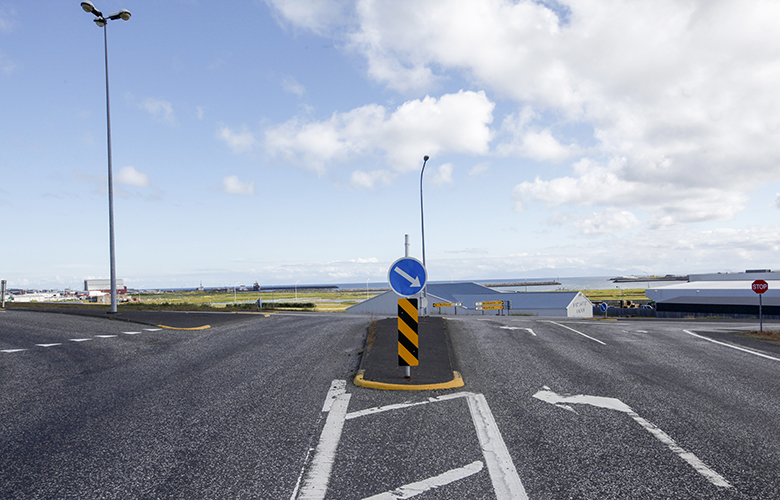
[353,370,465,391]
[157,324,211,330]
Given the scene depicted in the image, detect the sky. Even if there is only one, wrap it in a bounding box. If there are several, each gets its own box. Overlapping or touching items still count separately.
[3,0,780,290]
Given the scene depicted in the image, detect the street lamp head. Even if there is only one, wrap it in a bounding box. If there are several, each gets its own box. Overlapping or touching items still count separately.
[423,155,429,161]
[107,9,132,21]
[94,17,107,27]
[81,1,96,13]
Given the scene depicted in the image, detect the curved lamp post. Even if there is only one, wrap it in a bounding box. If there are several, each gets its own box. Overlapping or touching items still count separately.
[420,155,429,316]
[80,1,131,313]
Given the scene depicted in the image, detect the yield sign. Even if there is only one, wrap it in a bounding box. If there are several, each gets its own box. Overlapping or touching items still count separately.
[388,257,427,297]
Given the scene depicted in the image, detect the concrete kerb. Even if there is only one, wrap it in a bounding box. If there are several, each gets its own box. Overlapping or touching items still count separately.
[352,316,466,391]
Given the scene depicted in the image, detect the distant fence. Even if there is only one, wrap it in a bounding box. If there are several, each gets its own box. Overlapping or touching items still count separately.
[592,305,780,320]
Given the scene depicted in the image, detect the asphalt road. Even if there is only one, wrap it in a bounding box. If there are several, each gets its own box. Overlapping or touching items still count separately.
[3,310,780,499]
[0,309,368,499]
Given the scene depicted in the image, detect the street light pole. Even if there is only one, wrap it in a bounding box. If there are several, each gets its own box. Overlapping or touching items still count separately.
[420,155,429,316]
[81,1,131,314]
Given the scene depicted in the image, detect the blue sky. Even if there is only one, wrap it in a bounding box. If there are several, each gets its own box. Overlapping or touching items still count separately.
[3,0,780,290]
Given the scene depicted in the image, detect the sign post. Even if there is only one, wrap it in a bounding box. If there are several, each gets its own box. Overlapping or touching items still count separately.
[752,279,769,332]
[389,256,427,378]
[1,280,6,309]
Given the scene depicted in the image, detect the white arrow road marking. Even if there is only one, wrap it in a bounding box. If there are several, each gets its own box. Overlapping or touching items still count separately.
[499,326,537,336]
[394,266,421,288]
[533,388,732,488]
[362,461,484,500]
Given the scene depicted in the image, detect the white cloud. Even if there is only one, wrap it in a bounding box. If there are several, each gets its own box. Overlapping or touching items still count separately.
[264,0,353,35]
[222,175,254,196]
[117,166,150,187]
[469,162,490,177]
[0,7,16,34]
[431,163,454,185]
[288,0,780,226]
[218,125,257,154]
[282,75,306,96]
[350,169,395,189]
[264,90,494,177]
[196,106,205,120]
[140,98,176,125]
[512,158,748,228]
[0,51,15,75]
[577,208,640,235]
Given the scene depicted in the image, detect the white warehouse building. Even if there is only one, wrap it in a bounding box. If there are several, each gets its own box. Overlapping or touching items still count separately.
[646,270,780,317]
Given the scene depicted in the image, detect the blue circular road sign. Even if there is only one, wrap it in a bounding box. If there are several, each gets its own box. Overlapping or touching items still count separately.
[600,302,608,313]
[388,257,427,297]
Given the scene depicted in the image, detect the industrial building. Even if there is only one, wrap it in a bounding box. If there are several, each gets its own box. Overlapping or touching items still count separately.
[84,279,127,295]
[346,282,593,317]
[646,270,780,317]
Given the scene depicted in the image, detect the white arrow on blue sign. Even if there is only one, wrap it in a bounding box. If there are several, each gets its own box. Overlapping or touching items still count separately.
[600,302,608,313]
[388,257,427,297]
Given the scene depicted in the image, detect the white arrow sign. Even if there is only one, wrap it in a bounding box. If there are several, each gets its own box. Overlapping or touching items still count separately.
[532,387,731,489]
[394,266,421,288]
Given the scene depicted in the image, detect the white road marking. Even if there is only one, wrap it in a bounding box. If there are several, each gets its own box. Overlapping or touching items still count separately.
[95,335,117,338]
[637,330,648,333]
[143,328,162,332]
[544,321,606,345]
[68,338,91,342]
[347,392,526,499]
[36,343,62,348]
[296,392,351,500]
[362,461,484,500]
[321,380,347,413]
[1,349,27,353]
[684,329,780,362]
[123,331,142,335]
[467,393,528,500]
[499,326,536,335]
[533,388,732,488]
[346,392,468,420]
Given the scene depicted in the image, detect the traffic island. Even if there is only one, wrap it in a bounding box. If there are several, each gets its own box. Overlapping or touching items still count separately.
[354,316,464,390]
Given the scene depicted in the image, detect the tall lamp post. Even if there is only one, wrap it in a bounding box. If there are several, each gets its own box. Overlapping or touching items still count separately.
[420,155,430,316]
[80,1,131,314]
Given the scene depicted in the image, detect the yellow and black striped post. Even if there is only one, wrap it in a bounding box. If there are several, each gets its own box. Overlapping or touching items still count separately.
[398,298,419,367]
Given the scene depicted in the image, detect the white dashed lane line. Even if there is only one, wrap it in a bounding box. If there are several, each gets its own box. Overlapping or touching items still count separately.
[1,327,169,355]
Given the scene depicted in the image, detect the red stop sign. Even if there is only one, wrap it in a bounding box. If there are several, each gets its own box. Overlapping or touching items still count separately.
[752,279,769,294]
